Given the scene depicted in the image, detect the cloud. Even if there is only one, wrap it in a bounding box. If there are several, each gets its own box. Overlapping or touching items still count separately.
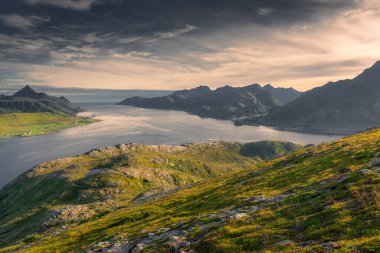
[156,25,198,39]
[25,0,98,10]
[257,8,272,17]
[0,0,378,90]
[0,14,49,29]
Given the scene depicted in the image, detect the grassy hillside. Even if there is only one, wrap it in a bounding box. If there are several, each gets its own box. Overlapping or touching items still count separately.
[0,113,96,138]
[1,130,379,252]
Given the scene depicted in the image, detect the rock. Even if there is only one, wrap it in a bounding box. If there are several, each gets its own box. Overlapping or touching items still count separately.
[43,205,97,227]
[231,213,248,219]
[167,236,190,250]
[369,158,380,166]
[321,241,339,250]
[276,240,293,246]
[92,241,111,251]
[338,167,353,174]
[132,243,147,252]
[248,195,266,203]
[359,169,373,174]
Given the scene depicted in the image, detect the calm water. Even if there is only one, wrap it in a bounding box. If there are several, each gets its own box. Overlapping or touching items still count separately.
[0,104,343,188]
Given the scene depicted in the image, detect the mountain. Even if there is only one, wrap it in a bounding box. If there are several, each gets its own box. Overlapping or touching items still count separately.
[0,85,80,115]
[118,84,281,120]
[246,61,380,132]
[262,84,303,104]
[0,129,379,252]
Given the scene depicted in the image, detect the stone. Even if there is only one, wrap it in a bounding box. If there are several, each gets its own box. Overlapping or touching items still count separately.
[276,240,292,246]
[321,241,339,250]
[338,167,353,174]
[231,213,248,219]
[359,169,373,174]
[131,243,147,252]
[369,158,380,166]
[92,241,111,251]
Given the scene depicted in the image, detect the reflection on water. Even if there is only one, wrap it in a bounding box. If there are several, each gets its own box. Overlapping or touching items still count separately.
[0,104,343,187]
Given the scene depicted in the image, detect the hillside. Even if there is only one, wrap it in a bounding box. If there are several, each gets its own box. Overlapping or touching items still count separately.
[244,61,380,132]
[0,141,301,252]
[0,85,80,115]
[0,130,379,252]
[118,84,286,120]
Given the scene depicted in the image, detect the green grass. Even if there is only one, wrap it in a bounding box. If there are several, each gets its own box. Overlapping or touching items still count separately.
[1,130,379,252]
[0,112,96,138]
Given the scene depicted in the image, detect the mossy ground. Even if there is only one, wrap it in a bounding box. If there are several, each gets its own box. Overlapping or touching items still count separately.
[0,112,96,138]
[0,130,379,252]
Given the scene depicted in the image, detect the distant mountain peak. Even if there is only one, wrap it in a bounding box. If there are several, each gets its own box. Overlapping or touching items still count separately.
[14,85,37,97]
[263,84,274,88]
[194,85,211,91]
[1,85,80,115]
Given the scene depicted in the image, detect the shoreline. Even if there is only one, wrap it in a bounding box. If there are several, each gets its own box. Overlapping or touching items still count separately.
[234,122,360,136]
[0,112,99,139]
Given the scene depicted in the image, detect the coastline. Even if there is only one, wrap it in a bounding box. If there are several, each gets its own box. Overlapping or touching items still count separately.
[0,112,99,139]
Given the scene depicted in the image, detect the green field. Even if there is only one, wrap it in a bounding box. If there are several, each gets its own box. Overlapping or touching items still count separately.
[0,112,96,138]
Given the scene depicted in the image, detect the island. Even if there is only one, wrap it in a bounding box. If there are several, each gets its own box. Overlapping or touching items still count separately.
[0,85,96,138]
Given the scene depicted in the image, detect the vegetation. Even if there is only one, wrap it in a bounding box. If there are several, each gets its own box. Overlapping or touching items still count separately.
[0,112,96,138]
[0,129,379,252]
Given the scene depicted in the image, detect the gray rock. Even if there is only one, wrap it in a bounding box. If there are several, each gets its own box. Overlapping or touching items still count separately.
[275,240,293,246]
[131,243,147,252]
[321,241,339,250]
[359,169,373,174]
[369,158,380,166]
[231,213,248,219]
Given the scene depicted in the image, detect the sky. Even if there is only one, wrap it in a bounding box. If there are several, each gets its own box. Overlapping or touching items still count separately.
[0,0,380,91]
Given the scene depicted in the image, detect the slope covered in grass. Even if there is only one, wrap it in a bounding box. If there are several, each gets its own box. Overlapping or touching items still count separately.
[1,141,285,250]
[1,130,379,252]
[0,112,95,138]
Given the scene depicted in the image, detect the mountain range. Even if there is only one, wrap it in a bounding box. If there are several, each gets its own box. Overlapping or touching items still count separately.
[0,85,80,115]
[262,84,302,104]
[242,61,380,132]
[118,84,301,120]
[119,61,380,133]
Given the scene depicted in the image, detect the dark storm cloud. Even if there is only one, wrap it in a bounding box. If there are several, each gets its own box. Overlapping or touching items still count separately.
[0,0,364,89]
[0,0,357,59]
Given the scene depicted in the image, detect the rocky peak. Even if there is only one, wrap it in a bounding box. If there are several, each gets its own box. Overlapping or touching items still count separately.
[13,85,39,98]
